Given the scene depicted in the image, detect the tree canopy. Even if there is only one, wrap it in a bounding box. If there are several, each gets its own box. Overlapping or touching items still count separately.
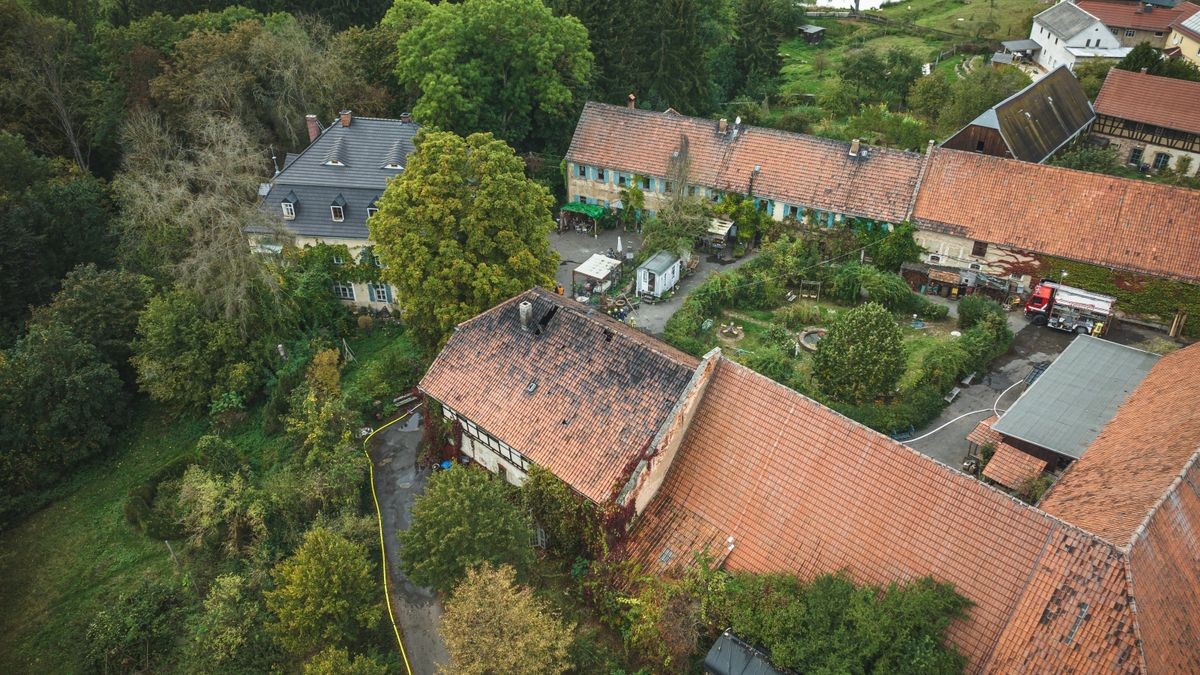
[440,564,574,675]
[813,301,905,404]
[370,130,558,351]
[264,527,379,659]
[393,0,593,151]
[1117,42,1200,82]
[397,465,533,593]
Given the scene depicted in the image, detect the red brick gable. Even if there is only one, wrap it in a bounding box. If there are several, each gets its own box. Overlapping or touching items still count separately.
[912,148,1200,283]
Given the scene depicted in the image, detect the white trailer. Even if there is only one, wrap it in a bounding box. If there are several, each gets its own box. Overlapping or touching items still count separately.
[637,251,681,299]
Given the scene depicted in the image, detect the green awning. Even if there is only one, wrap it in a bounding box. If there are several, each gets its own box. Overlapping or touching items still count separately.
[561,202,606,219]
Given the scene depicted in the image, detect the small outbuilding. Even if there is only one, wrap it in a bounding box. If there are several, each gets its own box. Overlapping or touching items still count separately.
[703,630,787,675]
[799,24,825,44]
[572,253,623,295]
[636,251,682,299]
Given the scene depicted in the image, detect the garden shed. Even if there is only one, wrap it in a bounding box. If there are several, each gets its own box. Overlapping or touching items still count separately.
[572,253,623,295]
[636,251,681,299]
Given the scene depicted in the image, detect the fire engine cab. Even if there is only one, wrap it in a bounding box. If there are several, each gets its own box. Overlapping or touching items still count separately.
[1025,281,1116,336]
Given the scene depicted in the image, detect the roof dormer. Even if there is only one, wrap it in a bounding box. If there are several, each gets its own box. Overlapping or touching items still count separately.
[382,139,406,170]
[324,135,348,166]
[331,194,346,222]
[281,190,298,220]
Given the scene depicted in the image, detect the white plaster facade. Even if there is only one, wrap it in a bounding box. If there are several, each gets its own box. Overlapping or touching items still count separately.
[913,230,1037,291]
[1031,4,1126,71]
[442,404,530,487]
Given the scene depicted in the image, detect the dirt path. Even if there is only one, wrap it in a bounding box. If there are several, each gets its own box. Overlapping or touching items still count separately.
[370,411,449,675]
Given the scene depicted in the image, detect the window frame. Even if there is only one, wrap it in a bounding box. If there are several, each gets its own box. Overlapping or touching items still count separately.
[971,241,988,258]
[1124,29,1135,37]
[366,206,378,218]
[333,282,355,300]
[1129,148,1144,166]
[330,205,345,222]
[1152,152,1171,170]
[596,168,606,182]
[370,283,389,303]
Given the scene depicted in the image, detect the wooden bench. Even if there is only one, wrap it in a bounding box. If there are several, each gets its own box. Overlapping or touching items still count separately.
[944,387,961,404]
[960,372,977,386]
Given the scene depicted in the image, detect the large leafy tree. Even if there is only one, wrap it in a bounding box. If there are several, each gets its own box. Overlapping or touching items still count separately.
[370,130,558,351]
[0,321,127,506]
[813,302,905,404]
[1116,42,1200,81]
[398,466,533,593]
[941,66,1031,131]
[393,0,592,151]
[733,0,785,99]
[441,564,574,675]
[265,527,378,659]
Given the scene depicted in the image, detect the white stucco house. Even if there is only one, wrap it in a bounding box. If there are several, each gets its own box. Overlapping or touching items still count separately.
[1030,1,1131,72]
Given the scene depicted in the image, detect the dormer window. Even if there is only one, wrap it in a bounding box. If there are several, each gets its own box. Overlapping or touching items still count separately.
[383,162,402,170]
[367,207,379,218]
[281,191,298,220]
[331,194,347,222]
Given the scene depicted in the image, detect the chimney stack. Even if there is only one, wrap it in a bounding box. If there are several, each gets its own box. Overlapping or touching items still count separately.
[305,114,320,142]
[719,118,728,134]
[849,139,861,157]
[518,301,533,332]
[399,112,413,124]
[1140,67,1149,74]
[627,93,636,109]
[339,110,352,128]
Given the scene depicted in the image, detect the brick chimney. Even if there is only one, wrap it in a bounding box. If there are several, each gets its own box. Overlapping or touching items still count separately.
[627,93,636,109]
[339,110,352,128]
[305,114,320,142]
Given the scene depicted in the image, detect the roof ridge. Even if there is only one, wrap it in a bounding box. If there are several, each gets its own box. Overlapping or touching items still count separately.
[1124,446,1200,552]
[937,147,1200,197]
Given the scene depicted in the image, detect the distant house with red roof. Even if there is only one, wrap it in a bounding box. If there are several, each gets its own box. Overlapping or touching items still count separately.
[1091,67,1200,175]
[1077,0,1200,48]
[420,288,1200,672]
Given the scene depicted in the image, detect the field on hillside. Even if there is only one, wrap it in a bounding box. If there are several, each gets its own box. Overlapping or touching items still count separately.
[874,0,1045,41]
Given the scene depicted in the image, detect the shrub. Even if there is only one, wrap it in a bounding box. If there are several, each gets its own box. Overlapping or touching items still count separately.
[744,346,797,385]
[956,295,1004,329]
[959,313,1013,373]
[777,301,829,329]
[813,302,905,404]
[1016,472,1056,505]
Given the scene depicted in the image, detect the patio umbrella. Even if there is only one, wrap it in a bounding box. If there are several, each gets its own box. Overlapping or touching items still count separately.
[617,236,623,254]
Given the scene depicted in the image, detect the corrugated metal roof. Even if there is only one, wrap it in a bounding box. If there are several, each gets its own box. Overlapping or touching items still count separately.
[638,250,679,275]
[993,336,1158,459]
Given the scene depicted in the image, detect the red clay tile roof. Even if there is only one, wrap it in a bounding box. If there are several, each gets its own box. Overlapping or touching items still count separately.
[1038,342,1200,545]
[981,442,1051,491]
[967,416,1001,446]
[566,102,925,224]
[1125,454,1200,673]
[911,147,1200,283]
[1094,67,1200,137]
[418,288,699,503]
[1077,1,1198,32]
[626,358,1139,671]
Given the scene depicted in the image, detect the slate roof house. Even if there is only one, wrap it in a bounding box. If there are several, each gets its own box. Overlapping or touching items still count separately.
[422,290,1200,672]
[941,66,1095,163]
[1029,1,1131,71]
[257,110,419,309]
[1091,67,1200,176]
[1167,7,1200,64]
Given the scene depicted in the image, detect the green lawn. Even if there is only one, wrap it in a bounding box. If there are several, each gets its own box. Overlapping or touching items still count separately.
[0,405,207,672]
[874,0,1044,41]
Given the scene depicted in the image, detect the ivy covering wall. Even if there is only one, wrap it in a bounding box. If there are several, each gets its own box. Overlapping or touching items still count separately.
[1038,256,1200,336]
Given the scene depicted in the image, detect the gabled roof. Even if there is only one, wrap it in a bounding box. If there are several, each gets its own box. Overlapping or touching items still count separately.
[566,102,924,224]
[626,358,1142,671]
[1078,0,1199,31]
[910,147,1200,283]
[1094,67,1200,136]
[1173,7,1200,39]
[982,442,1051,489]
[418,288,699,503]
[944,66,1095,163]
[1039,342,1200,543]
[991,336,1159,459]
[262,114,419,240]
[1035,1,1103,39]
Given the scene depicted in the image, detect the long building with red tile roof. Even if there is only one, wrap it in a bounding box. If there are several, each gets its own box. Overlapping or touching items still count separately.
[1078,1,1200,47]
[565,101,1200,285]
[422,286,1200,671]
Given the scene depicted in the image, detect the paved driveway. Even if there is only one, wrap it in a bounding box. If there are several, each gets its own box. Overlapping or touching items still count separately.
[370,411,448,675]
[551,229,755,335]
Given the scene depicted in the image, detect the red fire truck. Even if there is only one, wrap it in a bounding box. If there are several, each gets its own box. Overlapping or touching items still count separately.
[1024,281,1116,336]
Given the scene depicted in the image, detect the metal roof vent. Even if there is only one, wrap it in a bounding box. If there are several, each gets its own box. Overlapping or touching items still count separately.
[526,379,538,394]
